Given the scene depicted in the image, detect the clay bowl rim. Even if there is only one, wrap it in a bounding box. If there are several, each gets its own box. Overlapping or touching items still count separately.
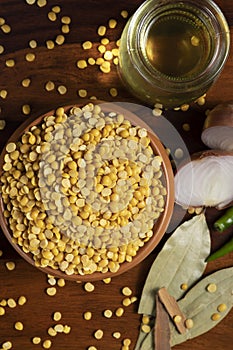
[0,101,174,281]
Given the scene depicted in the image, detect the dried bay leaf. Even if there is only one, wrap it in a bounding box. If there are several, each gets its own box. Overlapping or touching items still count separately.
[135,214,211,350]
[171,267,233,346]
[138,214,211,316]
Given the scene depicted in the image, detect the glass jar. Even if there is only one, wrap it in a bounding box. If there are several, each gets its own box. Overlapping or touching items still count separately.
[118,0,230,108]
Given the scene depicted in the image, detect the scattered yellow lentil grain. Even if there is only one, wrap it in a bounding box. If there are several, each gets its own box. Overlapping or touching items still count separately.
[112,48,119,57]
[115,307,124,317]
[207,283,217,293]
[211,313,221,321]
[7,298,17,308]
[48,276,56,286]
[57,85,67,95]
[2,341,12,349]
[1,24,11,33]
[48,11,57,21]
[18,296,27,306]
[84,282,95,292]
[180,104,190,112]
[48,327,57,337]
[61,24,70,34]
[0,120,6,130]
[101,37,109,45]
[122,287,132,296]
[122,297,131,307]
[83,311,92,320]
[5,261,15,271]
[116,39,121,47]
[26,0,36,4]
[152,107,163,116]
[180,283,188,291]
[113,57,119,65]
[5,59,15,67]
[123,338,131,346]
[108,19,117,29]
[0,17,5,25]
[46,40,55,49]
[103,278,111,284]
[182,123,191,132]
[42,339,52,349]
[82,41,93,50]
[141,324,151,333]
[0,45,4,54]
[25,53,36,62]
[173,315,182,323]
[94,329,104,340]
[97,25,106,36]
[22,104,31,115]
[0,306,5,316]
[37,0,47,7]
[29,39,37,48]
[46,287,57,296]
[130,296,138,303]
[104,50,113,60]
[88,347,97,350]
[45,81,55,91]
[57,278,66,287]
[98,44,106,53]
[174,148,184,159]
[32,337,41,345]
[0,90,7,99]
[56,34,65,45]
[100,61,111,73]
[61,16,71,24]
[96,57,104,65]
[0,299,6,306]
[54,324,64,333]
[53,311,62,321]
[217,303,227,312]
[88,57,96,65]
[21,78,31,87]
[103,309,112,318]
[112,331,121,339]
[196,95,206,106]
[14,321,24,331]
[78,89,88,98]
[52,5,61,13]
[77,59,87,69]
[121,10,129,19]
[142,315,150,325]
[185,318,194,329]
[63,325,71,334]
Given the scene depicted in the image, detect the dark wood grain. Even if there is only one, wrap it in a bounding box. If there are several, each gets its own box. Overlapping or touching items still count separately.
[0,1,232,349]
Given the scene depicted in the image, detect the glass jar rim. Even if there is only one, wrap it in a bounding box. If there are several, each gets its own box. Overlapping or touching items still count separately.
[127,0,230,92]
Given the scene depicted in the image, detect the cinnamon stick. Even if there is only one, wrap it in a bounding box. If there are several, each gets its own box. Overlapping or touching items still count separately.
[158,287,187,334]
[154,294,171,350]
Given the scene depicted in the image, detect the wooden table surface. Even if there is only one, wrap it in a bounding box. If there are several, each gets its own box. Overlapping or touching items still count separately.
[0,1,232,349]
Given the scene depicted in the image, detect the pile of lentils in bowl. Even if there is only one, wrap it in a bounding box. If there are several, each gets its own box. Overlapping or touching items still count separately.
[0,103,167,276]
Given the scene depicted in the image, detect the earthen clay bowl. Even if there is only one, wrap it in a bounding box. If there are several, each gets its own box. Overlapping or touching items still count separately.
[0,102,174,281]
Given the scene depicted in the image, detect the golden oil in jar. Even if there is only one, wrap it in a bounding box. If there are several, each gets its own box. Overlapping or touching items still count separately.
[118,0,230,108]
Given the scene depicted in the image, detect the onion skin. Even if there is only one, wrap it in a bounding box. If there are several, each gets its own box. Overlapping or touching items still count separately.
[203,102,233,129]
[174,150,233,210]
[201,102,233,152]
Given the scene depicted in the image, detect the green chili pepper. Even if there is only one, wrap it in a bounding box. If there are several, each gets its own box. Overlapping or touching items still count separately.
[213,206,233,232]
[207,236,233,262]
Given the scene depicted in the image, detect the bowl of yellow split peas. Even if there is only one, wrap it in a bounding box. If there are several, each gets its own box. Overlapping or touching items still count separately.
[0,101,174,281]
